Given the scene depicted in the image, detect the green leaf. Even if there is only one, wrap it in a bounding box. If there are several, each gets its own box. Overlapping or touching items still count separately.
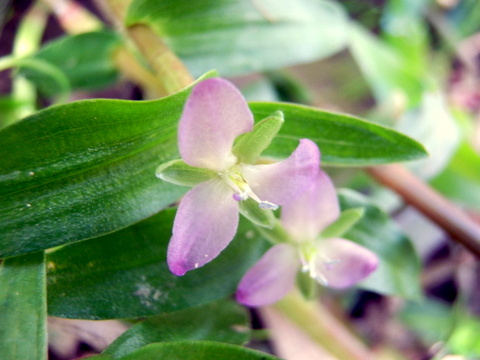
[126,0,348,77]
[0,96,27,129]
[0,72,215,258]
[321,207,364,239]
[448,313,480,357]
[103,299,250,358]
[396,92,460,179]
[156,159,215,187]
[349,24,424,107]
[399,299,454,345]
[381,0,429,76]
[117,341,280,360]
[431,141,480,210]
[338,189,422,299]
[46,209,269,319]
[19,31,121,96]
[0,252,47,360]
[6,58,70,102]
[233,111,284,164]
[448,0,480,38]
[249,102,428,165]
[239,198,276,228]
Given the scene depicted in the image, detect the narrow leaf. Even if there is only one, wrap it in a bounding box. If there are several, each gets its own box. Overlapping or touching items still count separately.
[103,299,250,358]
[249,102,428,165]
[19,31,121,96]
[46,210,269,319]
[0,72,215,258]
[126,0,348,76]
[117,341,280,360]
[0,252,47,360]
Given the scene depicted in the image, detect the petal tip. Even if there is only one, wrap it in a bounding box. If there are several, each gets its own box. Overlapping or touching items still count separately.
[167,259,188,276]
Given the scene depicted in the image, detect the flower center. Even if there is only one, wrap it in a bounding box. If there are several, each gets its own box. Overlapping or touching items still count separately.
[298,244,340,286]
[219,166,278,210]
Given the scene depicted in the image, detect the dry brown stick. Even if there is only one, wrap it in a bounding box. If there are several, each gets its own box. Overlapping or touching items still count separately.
[368,164,480,257]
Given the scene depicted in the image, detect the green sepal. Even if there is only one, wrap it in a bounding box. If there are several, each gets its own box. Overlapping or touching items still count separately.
[233,111,284,164]
[239,198,276,228]
[156,159,216,187]
[320,207,365,239]
[256,219,292,244]
[296,269,317,300]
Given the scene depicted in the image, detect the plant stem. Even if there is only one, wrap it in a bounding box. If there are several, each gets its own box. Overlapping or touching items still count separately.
[126,24,194,94]
[98,0,194,95]
[368,164,480,257]
[9,1,48,123]
[273,291,376,360]
[41,0,174,98]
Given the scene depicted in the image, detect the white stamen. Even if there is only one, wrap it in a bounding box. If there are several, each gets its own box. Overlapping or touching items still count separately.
[298,245,330,286]
[320,255,341,271]
[259,201,279,210]
[220,166,278,210]
[315,273,329,286]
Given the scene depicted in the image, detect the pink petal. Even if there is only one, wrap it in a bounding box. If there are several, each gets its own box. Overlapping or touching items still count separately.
[167,179,239,276]
[236,244,299,307]
[178,78,254,172]
[281,171,340,241]
[316,238,378,289]
[241,139,320,206]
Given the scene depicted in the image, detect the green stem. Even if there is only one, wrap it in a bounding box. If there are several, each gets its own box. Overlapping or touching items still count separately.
[273,292,376,360]
[254,219,291,245]
[98,0,194,96]
[10,1,48,122]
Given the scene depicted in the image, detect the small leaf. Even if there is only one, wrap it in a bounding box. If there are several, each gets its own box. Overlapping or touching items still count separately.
[338,189,422,299]
[239,198,276,228]
[117,341,280,360]
[156,159,216,187]
[19,31,121,96]
[126,0,348,76]
[249,102,428,165]
[321,207,365,239]
[103,299,250,359]
[0,252,47,360]
[233,111,284,164]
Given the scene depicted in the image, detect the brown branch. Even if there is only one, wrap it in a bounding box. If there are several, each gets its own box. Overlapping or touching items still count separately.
[368,164,480,257]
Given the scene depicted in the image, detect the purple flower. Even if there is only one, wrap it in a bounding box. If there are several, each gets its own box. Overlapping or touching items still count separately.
[236,171,378,307]
[161,78,320,276]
